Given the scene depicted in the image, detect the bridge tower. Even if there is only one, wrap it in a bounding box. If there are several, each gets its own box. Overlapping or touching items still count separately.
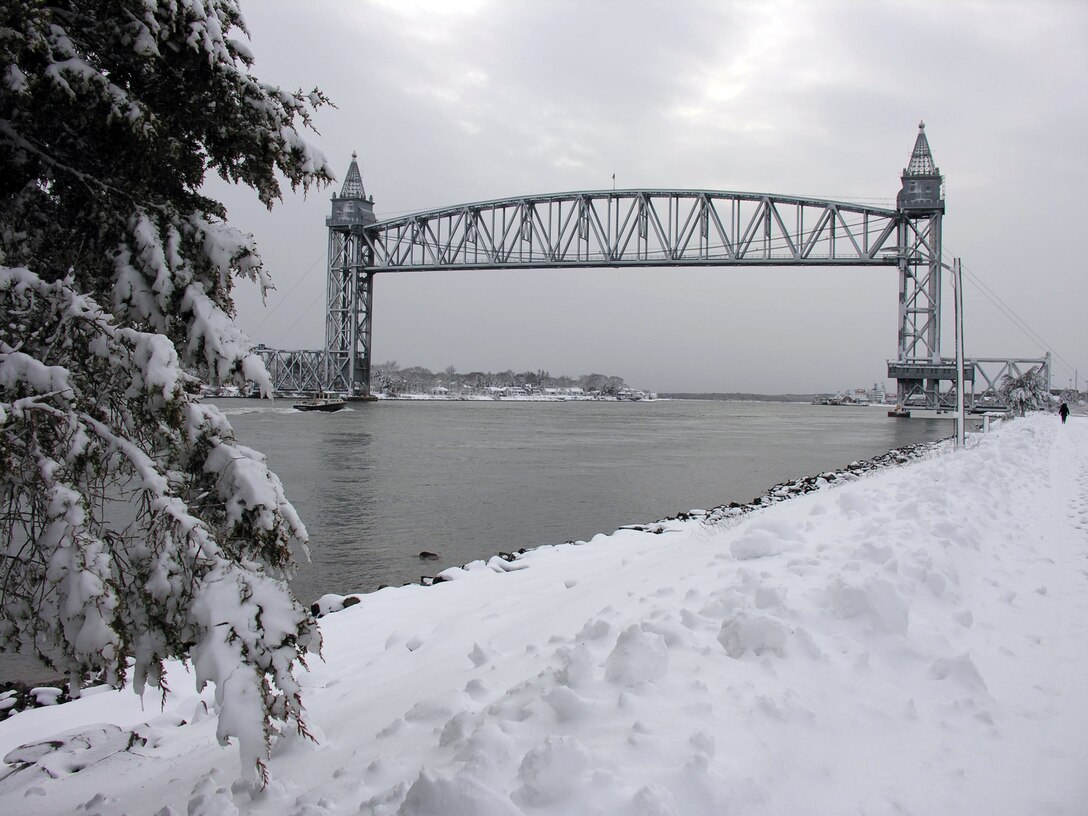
[325,153,377,395]
[888,122,948,408]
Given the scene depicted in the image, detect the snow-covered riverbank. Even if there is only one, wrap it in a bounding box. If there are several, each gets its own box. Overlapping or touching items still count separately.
[1,414,1086,815]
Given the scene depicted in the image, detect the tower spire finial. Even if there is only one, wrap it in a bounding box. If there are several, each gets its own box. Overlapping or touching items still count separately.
[327,153,376,229]
[897,122,944,213]
[340,152,366,199]
[905,123,937,176]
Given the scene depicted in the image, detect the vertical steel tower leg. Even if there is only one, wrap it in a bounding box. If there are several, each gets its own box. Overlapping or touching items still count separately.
[892,122,946,409]
[896,221,909,364]
[894,211,943,408]
[924,215,943,407]
[324,154,378,395]
[927,215,942,363]
[324,230,374,395]
[354,269,374,396]
[324,229,352,393]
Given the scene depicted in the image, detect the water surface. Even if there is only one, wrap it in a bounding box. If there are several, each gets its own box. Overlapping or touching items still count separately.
[219,398,949,601]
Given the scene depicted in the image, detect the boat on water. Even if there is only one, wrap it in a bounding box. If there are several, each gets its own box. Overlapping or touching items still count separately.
[887,405,911,418]
[293,393,347,413]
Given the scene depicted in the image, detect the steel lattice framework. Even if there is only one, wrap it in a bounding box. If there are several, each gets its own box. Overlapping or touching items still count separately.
[324,189,943,401]
[257,127,1041,408]
[896,215,941,364]
[971,357,1052,407]
[254,347,327,394]
[323,154,377,395]
[325,225,372,394]
[311,187,945,399]
[364,191,904,271]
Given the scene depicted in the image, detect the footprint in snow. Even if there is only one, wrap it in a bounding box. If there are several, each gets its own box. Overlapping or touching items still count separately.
[4,723,167,779]
[543,686,593,723]
[930,653,988,692]
[468,642,494,667]
[575,617,612,641]
[463,678,488,700]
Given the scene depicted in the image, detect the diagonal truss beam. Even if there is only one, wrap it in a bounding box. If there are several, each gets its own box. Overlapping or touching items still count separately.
[362,190,906,272]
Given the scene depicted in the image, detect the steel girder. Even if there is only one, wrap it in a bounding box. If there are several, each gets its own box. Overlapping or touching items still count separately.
[254,348,326,394]
[362,190,904,271]
[893,370,962,411]
[971,356,1052,407]
[324,227,373,396]
[888,355,1052,411]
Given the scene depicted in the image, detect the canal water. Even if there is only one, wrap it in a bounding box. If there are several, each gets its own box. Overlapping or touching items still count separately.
[1,398,951,684]
[217,398,950,603]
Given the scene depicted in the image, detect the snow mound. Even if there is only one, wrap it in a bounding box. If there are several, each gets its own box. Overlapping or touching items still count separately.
[729,517,803,560]
[514,735,593,806]
[604,625,669,686]
[717,612,791,658]
[400,767,523,816]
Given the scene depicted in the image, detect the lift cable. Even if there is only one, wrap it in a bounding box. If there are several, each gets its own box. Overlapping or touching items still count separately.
[948,253,1077,379]
[266,285,328,348]
[247,249,325,339]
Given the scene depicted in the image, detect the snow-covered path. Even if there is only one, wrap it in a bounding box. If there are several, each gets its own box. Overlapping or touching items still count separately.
[2,415,1087,815]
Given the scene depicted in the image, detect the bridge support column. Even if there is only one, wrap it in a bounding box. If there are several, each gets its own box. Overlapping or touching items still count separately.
[890,122,947,410]
[324,153,377,396]
[324,231,373,395]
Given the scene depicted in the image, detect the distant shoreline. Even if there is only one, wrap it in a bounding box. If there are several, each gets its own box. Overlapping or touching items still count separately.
[210,392,821,403]
[661,393,817,403]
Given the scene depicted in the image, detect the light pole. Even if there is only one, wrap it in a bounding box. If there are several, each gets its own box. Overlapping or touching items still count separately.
[953,257,965,448]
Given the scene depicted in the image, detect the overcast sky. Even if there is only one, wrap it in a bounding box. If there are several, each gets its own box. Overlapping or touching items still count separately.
[213,0,1087,393]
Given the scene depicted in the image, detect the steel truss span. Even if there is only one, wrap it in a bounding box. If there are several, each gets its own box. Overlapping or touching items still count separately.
[255,348,327,394]
[269,130,1025,408]
[363,190,905,272]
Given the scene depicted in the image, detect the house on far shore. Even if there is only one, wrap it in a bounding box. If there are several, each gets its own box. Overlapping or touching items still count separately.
[543,387,586,399]
[430,386,449,396]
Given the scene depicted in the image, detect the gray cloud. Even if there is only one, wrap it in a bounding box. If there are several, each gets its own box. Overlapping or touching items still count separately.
[215,0,1088,393]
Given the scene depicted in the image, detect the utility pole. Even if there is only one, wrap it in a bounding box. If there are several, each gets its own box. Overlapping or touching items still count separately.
[953,257,965,448]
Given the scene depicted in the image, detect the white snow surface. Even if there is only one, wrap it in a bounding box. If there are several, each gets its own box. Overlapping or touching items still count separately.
[2,414,1087,815]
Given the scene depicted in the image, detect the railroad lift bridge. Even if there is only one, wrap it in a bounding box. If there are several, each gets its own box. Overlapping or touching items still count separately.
[257,124,1049,409]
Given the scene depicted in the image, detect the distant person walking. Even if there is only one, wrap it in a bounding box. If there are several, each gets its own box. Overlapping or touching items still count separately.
[1059,402,1070,423]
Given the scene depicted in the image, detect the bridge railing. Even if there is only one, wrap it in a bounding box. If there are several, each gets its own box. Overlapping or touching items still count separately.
[363,190,905,272]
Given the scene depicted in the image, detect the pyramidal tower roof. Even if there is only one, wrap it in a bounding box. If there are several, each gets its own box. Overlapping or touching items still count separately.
[905,121,938,176]
[340,152,366,199]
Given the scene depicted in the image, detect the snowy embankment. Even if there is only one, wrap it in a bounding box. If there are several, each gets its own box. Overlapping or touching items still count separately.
[2,415,1087,815]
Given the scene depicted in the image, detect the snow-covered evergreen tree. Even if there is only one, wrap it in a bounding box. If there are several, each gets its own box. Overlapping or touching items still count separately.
[0,0,333,781]
[999,367,1052,417]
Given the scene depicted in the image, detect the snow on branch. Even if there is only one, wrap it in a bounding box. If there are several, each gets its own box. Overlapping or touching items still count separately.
[1,0,333,383]
[0,266,318,780]
[0,0,337,781]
